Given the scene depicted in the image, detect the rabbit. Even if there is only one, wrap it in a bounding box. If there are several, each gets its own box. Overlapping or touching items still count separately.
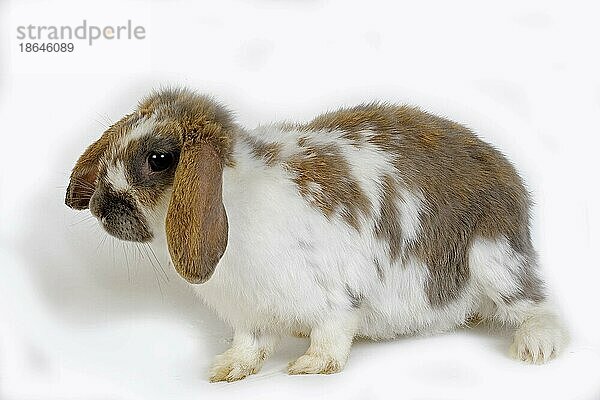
[65,87,567,382]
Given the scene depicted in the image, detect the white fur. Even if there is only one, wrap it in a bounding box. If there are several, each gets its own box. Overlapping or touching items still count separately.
[118,115,156,153]
[106,160,129,192]
[397,189,425,249]
[469,236,525,305]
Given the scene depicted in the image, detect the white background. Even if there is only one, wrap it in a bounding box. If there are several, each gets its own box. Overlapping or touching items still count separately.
[1,0,599,399]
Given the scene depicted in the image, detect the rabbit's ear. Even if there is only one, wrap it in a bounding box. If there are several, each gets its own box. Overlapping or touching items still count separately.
[65,132,113,210]
[166,141,228,284]
[66,114,133,209]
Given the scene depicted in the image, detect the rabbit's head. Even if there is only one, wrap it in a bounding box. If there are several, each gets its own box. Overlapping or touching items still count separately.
[65,88,236,283]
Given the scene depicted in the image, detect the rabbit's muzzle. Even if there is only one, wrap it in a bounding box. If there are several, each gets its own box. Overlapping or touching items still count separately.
[89,184,153,242]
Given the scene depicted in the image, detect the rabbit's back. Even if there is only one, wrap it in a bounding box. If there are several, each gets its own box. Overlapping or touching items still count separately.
[196,104,543,338]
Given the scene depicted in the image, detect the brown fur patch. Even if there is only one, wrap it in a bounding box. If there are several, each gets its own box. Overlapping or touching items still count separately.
[242,134,282,166]
[284,138,371,231]
[303,105,376,131]
[393,107,543,306]
[298,103,544,307]
[374,175,404,262]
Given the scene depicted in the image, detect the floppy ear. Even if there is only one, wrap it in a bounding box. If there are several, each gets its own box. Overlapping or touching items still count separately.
[66,114,133,209]
[65,133,113,210]
[166,141,229,284]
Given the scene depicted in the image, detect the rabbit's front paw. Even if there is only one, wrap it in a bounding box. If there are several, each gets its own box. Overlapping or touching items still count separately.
[209,350,263,382]
[288,353,342,375]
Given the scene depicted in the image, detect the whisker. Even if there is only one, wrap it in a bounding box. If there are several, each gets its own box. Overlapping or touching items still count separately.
[70,215,95,226]
[66,189,96,197]
[67,185,96,192]
[69,178,97,190]
[69,185,96,193]
[96,233,108,253]
[134,243,144,264]
[146,243,169,282]
[142,244,168,284]
[96,112,114,129]
[110,236,116,268]
[94,118,110,129]
[65,196,93,201]
[121,242,131,284]
[140,243,164,297]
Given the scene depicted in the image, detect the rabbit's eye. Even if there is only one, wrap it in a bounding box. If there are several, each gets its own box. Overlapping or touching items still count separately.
[148,152,174,172]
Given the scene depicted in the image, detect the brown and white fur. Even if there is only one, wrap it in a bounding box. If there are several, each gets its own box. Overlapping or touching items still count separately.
[66,88,567,382]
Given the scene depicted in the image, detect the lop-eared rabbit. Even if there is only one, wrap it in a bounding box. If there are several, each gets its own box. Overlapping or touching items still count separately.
[66,88,566,382]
